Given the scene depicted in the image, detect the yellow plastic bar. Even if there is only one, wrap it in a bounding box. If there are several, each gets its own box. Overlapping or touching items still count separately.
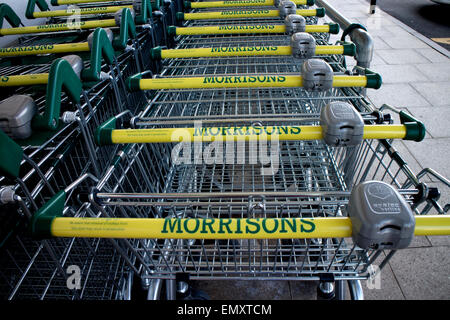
[190,0,310,9]
[0,42,90,57]
[136,75,366,90]
[107,125,407,144]
[173,24,330,35]
[50,217,352,239]
[182,9,318,20]
[314,45,344,55]
[0,19,116,36]
[48,215,450,239]
[161,46,292,58]
[32,5,131,18]
[414,216,450,236]
[159,45,344,59]
[53,0,123,4]
[332,75,367,88]
[0,73,49,86]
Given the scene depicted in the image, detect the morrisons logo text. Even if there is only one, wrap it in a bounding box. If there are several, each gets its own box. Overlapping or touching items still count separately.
[161,218,316,235]
[202,75,286,84]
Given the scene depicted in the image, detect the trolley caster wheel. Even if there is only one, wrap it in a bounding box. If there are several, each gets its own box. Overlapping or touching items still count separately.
[317,281,336,300]
[177,281,210,300]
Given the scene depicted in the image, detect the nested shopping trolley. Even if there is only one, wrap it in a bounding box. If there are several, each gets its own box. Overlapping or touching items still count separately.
[0,59,129,300]
[0,13,153,300]
[161,5,346,76]
[177,0,324,26]
[0,3,159,72]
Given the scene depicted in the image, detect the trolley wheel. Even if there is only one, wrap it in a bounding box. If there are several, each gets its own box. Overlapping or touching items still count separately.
[177,282,210,300]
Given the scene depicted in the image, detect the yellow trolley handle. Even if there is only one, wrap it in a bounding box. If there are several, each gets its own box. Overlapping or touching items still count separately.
[31,5,131,18]
[177,8,325,21]
[167,24,339,36]
[150,44,355,59]
[0,42,90,57]
[94,124,418,145]
[126,74,380,91]
[32,215,450,240]
[184,0,315,9]
[51,0,127,4]
[0,19,117,36]
[0,73,49,86]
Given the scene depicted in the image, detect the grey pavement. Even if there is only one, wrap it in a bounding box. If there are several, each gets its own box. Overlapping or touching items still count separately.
[196,0,450,300]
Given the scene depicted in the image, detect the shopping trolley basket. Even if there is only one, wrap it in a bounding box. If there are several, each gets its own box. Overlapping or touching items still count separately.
[0,38,146,300]
[0,5,155,106]
[166,14,338,57]
[0,3,159,53]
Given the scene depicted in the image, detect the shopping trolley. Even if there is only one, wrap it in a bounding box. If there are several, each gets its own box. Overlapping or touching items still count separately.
[0,4,156,103]
[0,13,151,299]
[23,0,175,49]
[0,55,127,299]
[27,97,449,300]
[0,3,158,54]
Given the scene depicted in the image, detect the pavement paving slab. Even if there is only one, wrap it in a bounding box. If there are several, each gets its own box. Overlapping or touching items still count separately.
[410,82,450,107]
[192,280,292,300]
[362,252,406,300]
[387,246,450,300]
[367,83,431,109]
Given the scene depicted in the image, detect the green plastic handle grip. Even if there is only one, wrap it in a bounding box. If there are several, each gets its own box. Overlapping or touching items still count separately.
[135,0,153,25]
[113,8,137,50]
[32,58,82,131]
[152,0,162,10]
[0,4,22,31]
[400,111,426,142]
[95,116,117,146]
[363,68,382,89]
[25,0,49,19]
[125,70,153,91]
[30,190,66,239]
[81,28,116,82]
[0,130,24,178]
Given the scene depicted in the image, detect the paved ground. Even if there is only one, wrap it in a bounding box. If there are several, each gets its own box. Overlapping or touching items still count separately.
[367,0,450,50]
[195,0,450,300]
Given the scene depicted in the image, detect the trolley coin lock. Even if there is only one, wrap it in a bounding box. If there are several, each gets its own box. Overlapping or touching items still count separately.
[0,95,36,140]
[279,1,297,19]
[285,14,306,35]
[348,181,415,250]
[320,101,364,147]
[291,32,316,59]
[301,58,333,91]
